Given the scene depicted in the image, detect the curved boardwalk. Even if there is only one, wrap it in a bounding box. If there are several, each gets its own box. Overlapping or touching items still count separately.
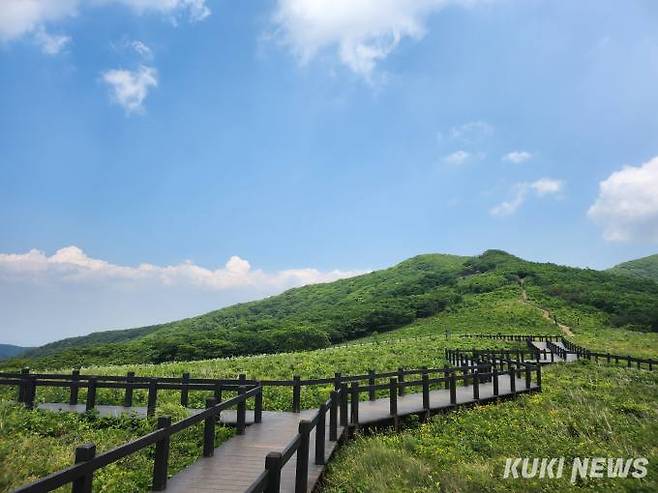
[163,375,537,492]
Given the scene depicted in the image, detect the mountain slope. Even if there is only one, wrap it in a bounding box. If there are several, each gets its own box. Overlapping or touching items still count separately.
[0,344,30,360]
[10,250,658,369]
[608,253,658,282]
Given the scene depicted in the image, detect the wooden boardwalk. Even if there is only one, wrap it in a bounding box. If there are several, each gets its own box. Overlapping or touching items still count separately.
[163,375,537,492]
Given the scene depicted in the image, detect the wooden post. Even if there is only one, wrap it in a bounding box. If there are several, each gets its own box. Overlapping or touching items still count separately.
[315,404,326,465]
[449,371,456,405]
[214,381,222,403]
[292,375,301,413]
[350,382,359,425]
[397,368,405,396]
[72,443,96,493]
[180,372,190,407]
[85,378,97,412]
[536,364,542,390]
[525,365,531,389]
[334,372,342,391]
[147,379,158,417]
[24,375,36,410]
[627,356,632,368]
[204,398,216,457]
[295,420,311,493]
[152,416,171,491]
[265,452,283,493]
[368,369,376,401]
[649,359,653,371]
[329,390,338,441]
[493,366,499,396]
[509,370,516,394]
[462,364,468,387]
[443,364,450,389]
[18,367,30,403]
[472,366,479,400]
[70,369,80,405]
[422,371,430,411]
[124,371,135,407]
[339,383,348,427]
[237,385,246,435]
[389,378,398,416]
[254,385,263,424]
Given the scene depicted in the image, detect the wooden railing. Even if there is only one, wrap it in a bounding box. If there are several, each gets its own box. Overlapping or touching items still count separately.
[561,339,655,370]
[1,370,255,414]
[246,388,344,493]
[12,385,263,493]
[459,333,562,342]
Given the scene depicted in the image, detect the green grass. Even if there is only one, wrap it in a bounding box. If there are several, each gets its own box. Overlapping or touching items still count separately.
[1,273,656,492]
[323,362,658,493]
[0,402,233,492]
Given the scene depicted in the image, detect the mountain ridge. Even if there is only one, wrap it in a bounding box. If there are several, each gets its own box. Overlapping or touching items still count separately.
[608,253,658,282]
[8,250,658,369]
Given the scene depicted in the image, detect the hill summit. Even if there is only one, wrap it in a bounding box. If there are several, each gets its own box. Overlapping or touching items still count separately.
[12,250,658,368]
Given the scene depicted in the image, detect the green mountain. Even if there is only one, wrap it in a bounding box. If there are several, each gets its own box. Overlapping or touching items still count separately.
[608,253,658,282]
[0,344,30,360]
[12,250,658,369]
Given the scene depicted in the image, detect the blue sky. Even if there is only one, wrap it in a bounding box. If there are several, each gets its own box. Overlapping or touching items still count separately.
[1,0,658,345]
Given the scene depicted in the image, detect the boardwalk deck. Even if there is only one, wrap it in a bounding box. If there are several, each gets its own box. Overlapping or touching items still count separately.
[529,341,578,362]
[163,376,538,492]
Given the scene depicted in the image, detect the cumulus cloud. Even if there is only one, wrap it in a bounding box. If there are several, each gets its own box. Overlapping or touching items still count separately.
[0,246,364,345]
[502,150,532,164]
[490,178,563,216]
[587,156,658,242]
[0,246,363,290]
[271,0,480,79]
[0,0,77,43]
[102,65,158,114]
[0,0,209,47]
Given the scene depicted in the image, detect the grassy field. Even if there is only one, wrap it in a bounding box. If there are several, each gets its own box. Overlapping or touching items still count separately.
[1,286,656,492]
[323,362,658,493]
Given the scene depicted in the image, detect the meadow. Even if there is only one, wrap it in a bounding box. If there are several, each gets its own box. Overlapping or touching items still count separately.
[322,361,658,493]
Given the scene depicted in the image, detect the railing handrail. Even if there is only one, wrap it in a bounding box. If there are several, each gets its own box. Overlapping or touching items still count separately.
[14,385,263,493]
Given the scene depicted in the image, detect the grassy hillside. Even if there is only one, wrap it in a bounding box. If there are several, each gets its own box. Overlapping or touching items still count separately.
[324,362,658,493]
[1,278,656,492]
[9,250,658,369]
[608,253,658,283]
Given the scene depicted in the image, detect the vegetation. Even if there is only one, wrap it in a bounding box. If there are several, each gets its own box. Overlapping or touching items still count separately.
[608,253,658,283]
[0,344,29,360]
[7,250,658,369]
[0,265,656,492]
[323,362,658,493]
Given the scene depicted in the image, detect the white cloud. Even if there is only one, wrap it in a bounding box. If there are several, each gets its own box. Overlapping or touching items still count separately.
[271,0,480,79]
[0,246,363,290]
[102,65,158,114]
[130,40,152,58]
[490,178,563,216]
[447,120,494,142]
[502,150,532,164]
[587,156,658,242]
[104,0,211,23]
[0,0,209,47]
[441,149,485,166]
[34,27,71,54]
[530,177,562,196]
[0,0,78,42]
[442,150,471,166]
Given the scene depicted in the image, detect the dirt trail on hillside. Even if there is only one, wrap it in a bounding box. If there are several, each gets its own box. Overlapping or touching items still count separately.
[518,278,575,337]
